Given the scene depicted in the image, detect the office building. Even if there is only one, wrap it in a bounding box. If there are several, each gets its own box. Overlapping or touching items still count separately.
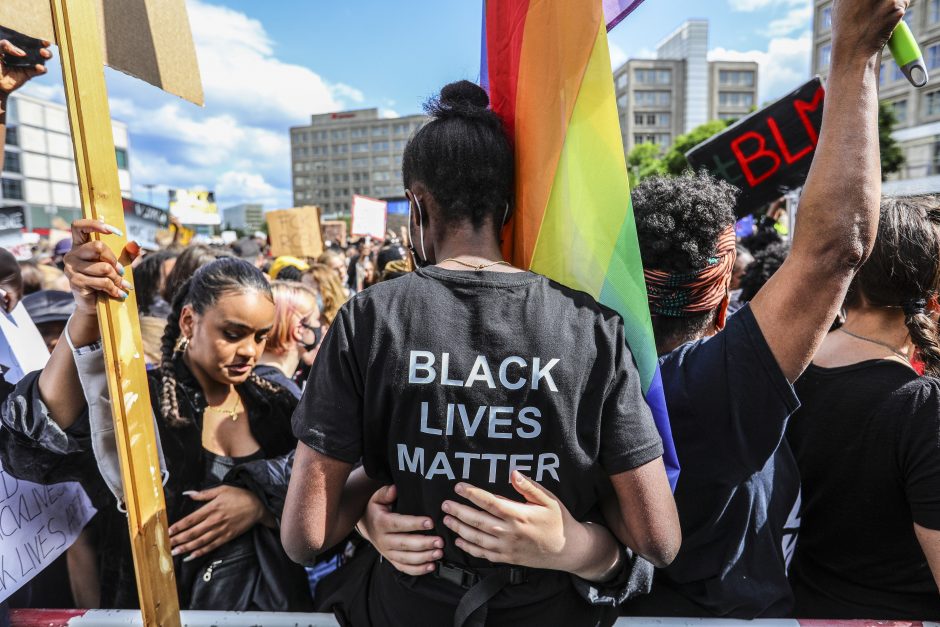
[289,108,427,218]
[814,0,940,180]
[221,202,264,233]
[614,20,759,154]
[1,92,132,230]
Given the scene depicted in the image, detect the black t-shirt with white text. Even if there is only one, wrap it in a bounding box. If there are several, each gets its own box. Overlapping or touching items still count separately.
[293,266,663,623]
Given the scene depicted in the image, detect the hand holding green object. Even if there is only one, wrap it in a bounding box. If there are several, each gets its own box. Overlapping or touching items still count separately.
[889,20,928,87]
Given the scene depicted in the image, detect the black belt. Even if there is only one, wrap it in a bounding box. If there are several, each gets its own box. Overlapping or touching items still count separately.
[434,561,528,627]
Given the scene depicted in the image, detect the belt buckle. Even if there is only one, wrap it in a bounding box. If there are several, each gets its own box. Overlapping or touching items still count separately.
[435,562,479,589]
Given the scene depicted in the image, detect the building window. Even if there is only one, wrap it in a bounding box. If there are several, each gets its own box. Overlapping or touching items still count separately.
[929,44,940,70]
[372,126,389,137]
[932,0,940,24]
[331,144,348,155]
[618,94,628,108]
[616,73,628,89]
[893,61,906,82]
[331,129,347,140]
[393,123,409,135]
[2,178,23,200]
[817,44,831,71]
[634,91,671,106]
[892,99,908,124]
[635,69,671,85]
[350,127,367,138]
[719,92,754,107]
[351,142,369,153]
[115,147,129,170]
[719,70,754,87]
[634,113,644,125]
[5,126,17,147]
[394,139,407,150]
[373,171,391,182]
[3,151,20,174]
[373,156,390,167]
[372,141,389,151]
[351,157,369,167]
[822,5,832,30]
[926,89,940,117]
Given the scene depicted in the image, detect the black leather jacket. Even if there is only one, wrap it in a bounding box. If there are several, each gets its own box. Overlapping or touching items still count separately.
[0,355,310,610]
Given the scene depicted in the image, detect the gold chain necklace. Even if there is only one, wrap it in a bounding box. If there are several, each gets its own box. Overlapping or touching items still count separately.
[440,257,513,271]
[206,394,242,422]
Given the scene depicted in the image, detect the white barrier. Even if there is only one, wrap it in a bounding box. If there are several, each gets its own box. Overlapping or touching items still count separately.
[8,611,940,627]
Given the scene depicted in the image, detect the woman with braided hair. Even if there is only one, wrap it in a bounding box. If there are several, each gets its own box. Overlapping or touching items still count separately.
[786,196,940,619]
[0,220,312,611]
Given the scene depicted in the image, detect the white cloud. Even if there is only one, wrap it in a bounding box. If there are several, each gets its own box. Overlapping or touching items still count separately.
[215,171,286,206]
[764,2,813,37]
[709,33,812,104]
[728,0,806,12]
[609,42,628,70]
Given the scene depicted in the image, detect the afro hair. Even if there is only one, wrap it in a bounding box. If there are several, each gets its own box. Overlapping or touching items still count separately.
[632,170,738,273]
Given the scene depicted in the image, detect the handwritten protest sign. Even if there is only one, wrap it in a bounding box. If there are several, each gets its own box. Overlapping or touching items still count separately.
[267,206,324,259]
[351,195,388,241]
[0,304,50,384]
[321,220,348,246]
[0,464,97,603]
[686,77,824,216]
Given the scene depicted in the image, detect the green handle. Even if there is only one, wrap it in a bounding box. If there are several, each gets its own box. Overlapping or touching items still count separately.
[888,21,928,87]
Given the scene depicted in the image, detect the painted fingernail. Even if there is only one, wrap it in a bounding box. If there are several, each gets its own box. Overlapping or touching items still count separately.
[116,263,125,276]
[182,491,197,497]
[104,224,123,237]
[170,547,181,557]
[182,554,196,563]
[118,291,128,300]
[121,280,133,291]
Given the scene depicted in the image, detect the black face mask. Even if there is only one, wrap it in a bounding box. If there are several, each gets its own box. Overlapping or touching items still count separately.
[300,322,323,352]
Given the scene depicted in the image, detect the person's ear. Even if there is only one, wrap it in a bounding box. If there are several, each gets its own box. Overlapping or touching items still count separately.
[179,304,196,341]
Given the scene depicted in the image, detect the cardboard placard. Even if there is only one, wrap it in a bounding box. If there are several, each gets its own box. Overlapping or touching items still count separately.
[320,220,347,246]
[351,195,387,241]
[0,0,203,105]
[267,206,324,259]
[0,303,49,384]
[0,462,97,604]
[686,77,825,216]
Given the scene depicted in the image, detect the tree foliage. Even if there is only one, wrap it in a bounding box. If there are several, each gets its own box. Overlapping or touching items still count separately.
[878,100,904,180]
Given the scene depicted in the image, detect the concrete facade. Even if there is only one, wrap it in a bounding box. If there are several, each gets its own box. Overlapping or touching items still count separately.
[289,108,427,219]
[813,0,940,180]
[1,92,131,230]
[614,20,759,155]
[221,202,264,233]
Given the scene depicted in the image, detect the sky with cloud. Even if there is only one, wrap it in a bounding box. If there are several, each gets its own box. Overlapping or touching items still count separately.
[19,0,815,212]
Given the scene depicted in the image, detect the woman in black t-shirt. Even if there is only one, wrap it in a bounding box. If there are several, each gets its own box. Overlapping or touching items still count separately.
[787,196,940,619]
[282,81,680,627]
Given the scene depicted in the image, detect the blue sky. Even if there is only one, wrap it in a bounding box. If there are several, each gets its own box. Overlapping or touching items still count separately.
[21,0,815,211]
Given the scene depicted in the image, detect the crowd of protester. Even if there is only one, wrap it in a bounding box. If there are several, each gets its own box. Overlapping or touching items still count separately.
[0,0,938,625]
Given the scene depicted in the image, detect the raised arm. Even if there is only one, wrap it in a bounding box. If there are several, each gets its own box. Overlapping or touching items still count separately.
[749,0,907,382]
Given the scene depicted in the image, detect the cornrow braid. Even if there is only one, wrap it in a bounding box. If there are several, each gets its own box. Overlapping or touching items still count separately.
[248,372,288,398]
[159,277,193,428]
[906,311,940,377]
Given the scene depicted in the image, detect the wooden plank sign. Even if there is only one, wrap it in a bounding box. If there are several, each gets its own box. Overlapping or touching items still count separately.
[267,206,324,259]
[0,0,203,105]
[686,77,825,216]
[44,0,194,624]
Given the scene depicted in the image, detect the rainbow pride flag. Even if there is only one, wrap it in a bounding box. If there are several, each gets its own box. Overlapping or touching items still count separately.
[482,0,679,489]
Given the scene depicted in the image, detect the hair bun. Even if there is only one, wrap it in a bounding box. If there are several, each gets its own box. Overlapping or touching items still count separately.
[426,80,490,119]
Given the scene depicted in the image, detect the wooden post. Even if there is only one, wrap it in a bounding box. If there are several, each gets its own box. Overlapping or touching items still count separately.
[48,1,181,625]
